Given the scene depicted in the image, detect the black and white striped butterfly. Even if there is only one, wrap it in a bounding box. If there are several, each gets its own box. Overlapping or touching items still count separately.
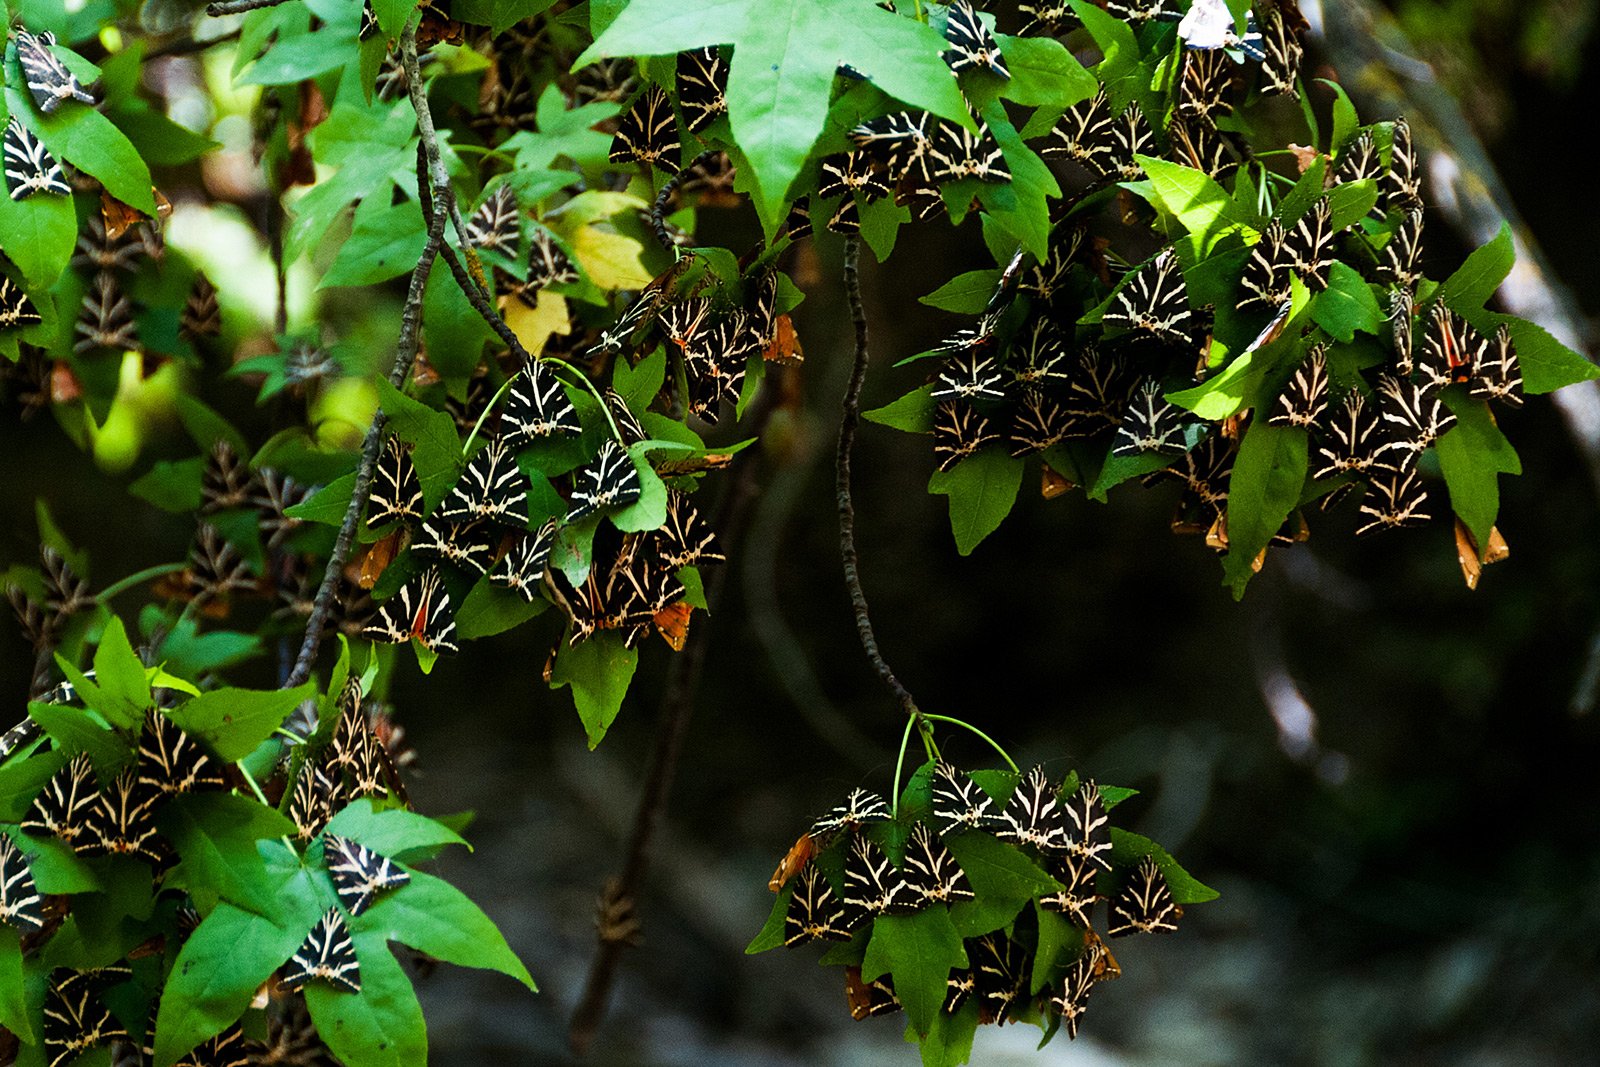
[464,185,519,257]
[1335,129,1383,186]
[657,490,724,570]
[1051,953,1098,1039]
[500,362,582,448]
[1016,2,1079,36]
[74,271,139,354]
[368,437,424,527]
[933,399,999,473]
[4,117,70,200]
[902,824,975,905]
[490,519,559,602]
[1104,249,1192,343]
[1161,432,1234,522]
[566,440,641,522]
[927,117,1011,184]
[325,835,410,917]
[676,47,728,134]
[1417,302,1484,395]
[847,970,902,1019]
[1390,287,1416,377]
[1268,345,1329,429]
[1043,89,1117,174]
[1284,198,1336,292]
[0,834,44,934]
[524,228,579,293]
[440,440,528,527]
[181,273,222,341]
[784,865,853,946]
[929,761,995,834]
[1009,389,1076,456]
[1040,855,1100,929]
[1376,373,1456,465]
[22,753,99,849]
[1108,855,1182,936]
[1168,113,1237,180]
[84,770,163,862]
[1064,345,1138,430]
[932,346,1007,402]
[281,909,361,993]
[971,933,1029,1024]
[413,517,497,575]
[201,439,255,513]
[1112,380,1191,457]
[1356,467,1431,536]
[609,85,680,174]
[995,766,1070,852]
[1258,5,1303,97]
[43,970,127,1067]
[810,788,891,836]
[15,28,98,114]
[943,0,1010,78]
[1312,391,1382,481]
[849,111,934,180]
[1,275,43,330]
[1383,117,1423,211]
[363,568,460,654]
[137,711,226,798]
[1471,324,1523,408]
[290,763,336,842]
[1062,780,1113,871]
[842,836,917,923]
[1177,49,1234,125]
[1010,318,1074,387]
[817,151,891,202]
[1379,208,1424,290]
[1105,0,1181,24]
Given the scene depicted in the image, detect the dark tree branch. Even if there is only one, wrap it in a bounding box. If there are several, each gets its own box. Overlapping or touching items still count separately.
[648,151,718,253]
[836,237,920,720]
[205,0,290,15]
[284,28,445,690]
[567,386,777,1056]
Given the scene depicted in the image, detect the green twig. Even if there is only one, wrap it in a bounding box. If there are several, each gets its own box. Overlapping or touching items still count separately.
[920,714,1018,772]
[463,375,519,454]
[95,563,186,604]
[889,715,916,817]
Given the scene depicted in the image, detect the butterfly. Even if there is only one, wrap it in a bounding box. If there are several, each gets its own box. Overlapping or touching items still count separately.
[1177,48,1235,125]
[1417,302,1484,395]
[1063,345,1138,430]
[1016,2,1079,36]
[1383,117,1423,210]
[1050,954,1099,1039]
[74,271,139,354]
[1154,432,1234,527]
[902,824,975,905]
[439,440,528,528]
[43,970,127,1067]
[995,766,1070,852]
[1379,208,1425,290]
[1284,198,1336,292]
[944,967,977,1013]
[1390,287,1416,377]
[1168,114,1238,181]
[783,865,854,946]
[368,437,424,527]
[932,400,999,473]
[1258,5,1303,97]
[174,1024,257,1067]
[1268,345,1329,429]
[412,517,497,575]
[22,753,99,849]
[1043,89,1116,173]
[289,763,336,842]
[0,834,45,934]
[363,568,460,654]
[1108,854,1182,936]
[1009,389,1077,456]
[1356,467,1431,536]
[500,362,582,449]
[943,0,1010,78]
[971,933,1030,1023]
[849,111,934,180]
[281,909,361,994]
[845,968,902,1020]
[137,711,226,797]
[489,519,559,602]
[1112,380,1191,457]
[4,117,70,200]
[932,346,1008,402]
[657,490,724,569]
[325,835,410,917]
[1335,130,1383,185]
[1105,0,1182,24]
[464,184,519,256]
[1020,227,1083,308]
[1103,249,1192,343]
[817,151,891,202]
[810,788,892,836]
[1471,323,1523,408]
[522,228,579,294]
[83,770,163,862]
[676,47,729,134]
[1312,391,1383,481]
[781,198,812,242]
[180,273,223,341]
[194,441,254,517]
[1376,374,1456,467]
[929,762,995,834]
[609,85,680,174]
[0,275,42,330]
[15,28,98,114]
[927,117,1011,184]
[1040,855,1100,930]
[1061,780,1114,871]
[567,440,642,523]
[842,836,917,922]
[1010,318,1074,387]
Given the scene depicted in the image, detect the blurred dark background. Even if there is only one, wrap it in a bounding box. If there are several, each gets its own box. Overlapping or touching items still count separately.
[7,1,1600,1063]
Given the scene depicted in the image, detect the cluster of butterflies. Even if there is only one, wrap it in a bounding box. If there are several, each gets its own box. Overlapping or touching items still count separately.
[780,765,1180,1038]
[358,357,724,654]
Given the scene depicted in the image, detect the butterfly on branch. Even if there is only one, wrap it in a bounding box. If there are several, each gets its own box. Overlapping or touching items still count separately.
[849,110,934,183]
[1040,855,1101,930]
[676,47,729,134]
[523,228,580,294]
[82,769,163,863]
[501,362,582,448]
[1267,345,1329,429]
[1335,130,1383,185]
[413,516,498,575]
[200,440,256,514]
[845,968,902,1020]
[368,437,424,528]
[842,836,917,923]
[657,490,724,570]
[137,711,226,798]
[464,184,520,257]
[490,519,559,603]
[1167,112,1238,181]
[15,28,98,113]
[1063,344,1139,432]
[1009,388,1077,456]
[4,117,70,200]
[363,568,460,654]
[1108,854,1182,936]
[1176,49,1235,126]
[281,909,361,994]
[943,0,1010,78]
[22,753,98,850]
[609,85,680,175]
[1379,208,1425,291]
[439,440,528,528]
[995,766,1070,852]
[810,788,892,836]
[902,824,975,905]
[817,151,891,203]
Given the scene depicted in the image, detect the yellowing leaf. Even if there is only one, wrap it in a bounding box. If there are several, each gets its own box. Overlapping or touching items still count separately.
[571,226,652,290]
[505,292,571,357]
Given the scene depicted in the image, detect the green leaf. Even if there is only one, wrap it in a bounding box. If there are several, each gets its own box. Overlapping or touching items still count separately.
[976,103,1059,260]
[1069,0,1139,91]
[865,385,938,433]
[1088,448,1174,502]
[0,184,76,288]
[928,449,1024,556]
[1499,315,1600,394]
[915,996,979,1067]
[356,870,536,990]
[746,884,793,954]
[376,378,461,513]
[612,348,666,414]
[3,826,99,895]
[920,271,1002,315]
[1133,156,1251,250]
[610,445,669,532]
[159,793,294,916]
[421,268,495,381]
[583,0,969,227]
[6,87,155,214]
[0,928,31,1046]
[240,23,359,85]
[373,0,425,36]
[1438,222,1513,313]
[129,458,206,513]
[454,579,549,640]
[322,196,428,289]
[324,800,470,863]
[995,34,1097,109]
[1222,422,1308,598]
[91,616,150,728]
[285,473,357,527]
[164,683,316,762]
[1321,78,1360,153]
[943,831,1060,938]
[549,633,637,749]
[862,908,968,1036]
[1108,830,1219,904]
[1324,177,1378,233]
[26,703,128,772]
[1436,394,1522,549]
[175,395,249,456]
[451,0,557,34]
[0,751,65,822]
[860,195,910,261]
[1311,262,1384,343]
[304,932,428,1067]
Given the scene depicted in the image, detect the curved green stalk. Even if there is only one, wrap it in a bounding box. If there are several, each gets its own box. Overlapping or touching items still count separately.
[920,714,1019,773]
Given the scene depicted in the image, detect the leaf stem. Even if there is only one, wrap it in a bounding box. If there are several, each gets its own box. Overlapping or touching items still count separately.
[919,714,1018,772]
[890,715,916,817]
[463,375,519,454]
[544,358,625,444]
[95,563,186,604]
